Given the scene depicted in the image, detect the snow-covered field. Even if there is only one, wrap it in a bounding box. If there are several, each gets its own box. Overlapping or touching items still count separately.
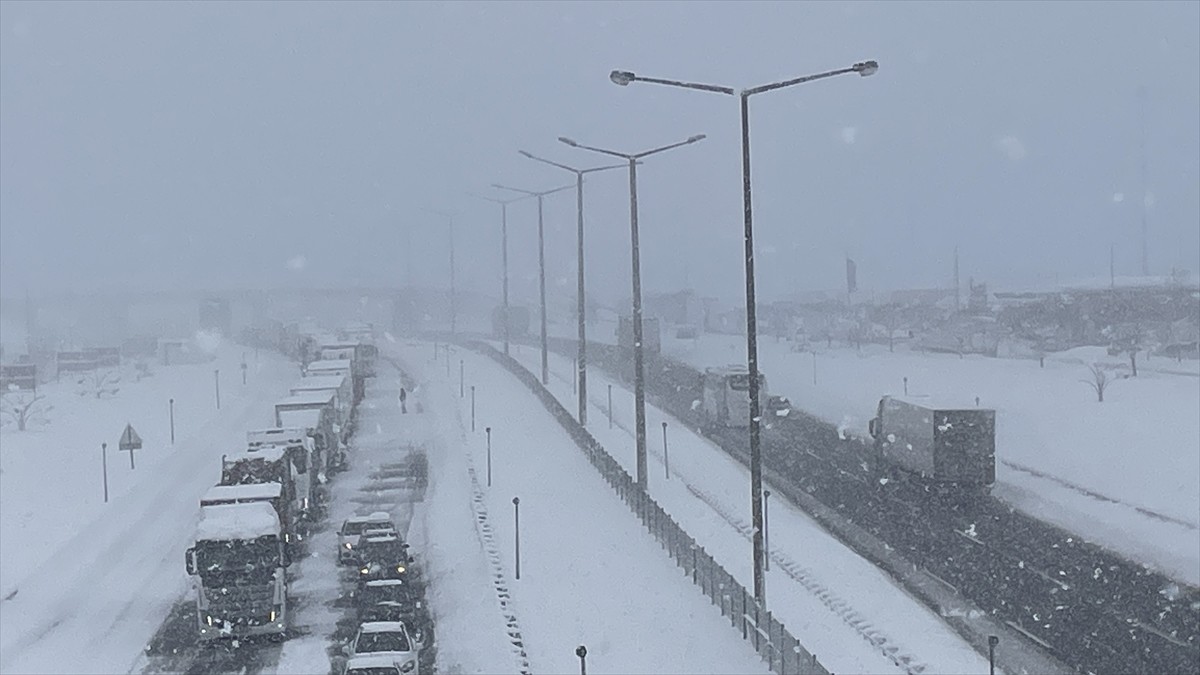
[0,342,296,674]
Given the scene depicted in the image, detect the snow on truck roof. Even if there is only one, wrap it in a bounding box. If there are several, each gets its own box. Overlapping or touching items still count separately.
[290,375,346,391]
[226,446,286,463]
[277,409,322,429]
[202,482,282,502]
[196,502,280,541]
[276,392,335,407]
[359,621,409,634]
[347,512,393,524]
[248,427,308,447]
[883,394,994,413]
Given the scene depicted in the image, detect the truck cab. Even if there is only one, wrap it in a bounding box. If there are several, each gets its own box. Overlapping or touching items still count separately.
[186,502,289,640]
[699,366,769,428]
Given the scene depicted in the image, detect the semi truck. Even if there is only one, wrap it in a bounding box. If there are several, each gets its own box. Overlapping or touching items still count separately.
[219,446,304,541]
[305,358,363,404]
[698,366,770,428]
[185,502,290,640]
[247,427,318,520]
[868,395,996,490]
[289,374,353,438]
[617,316,661,355]
[276,405,340,476]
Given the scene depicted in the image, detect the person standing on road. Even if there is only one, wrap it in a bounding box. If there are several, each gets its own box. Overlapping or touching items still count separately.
[399,387,408,414]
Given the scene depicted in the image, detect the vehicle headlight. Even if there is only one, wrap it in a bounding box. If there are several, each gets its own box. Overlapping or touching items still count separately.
[206,615,215,626]
[396,565,406,573]
[360,567,369,575]
[344,542,352,549]
[401,662,415,673]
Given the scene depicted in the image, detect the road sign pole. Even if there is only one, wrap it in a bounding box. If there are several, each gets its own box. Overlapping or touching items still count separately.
[608,384,613,429]
[169,398,175,445]
[662,421,669,480]
[214,369,221,410]
[460,360,464,398]
[102,442,109,503]
[470,386,476,432]
[128,446,135,470]
[513,496,521,580]
[486,427,492,487]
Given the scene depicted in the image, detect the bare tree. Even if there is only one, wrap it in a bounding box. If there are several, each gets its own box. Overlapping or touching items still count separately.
[2,391,53,431]
[1081,364,1112,403]
[77,369,121,399]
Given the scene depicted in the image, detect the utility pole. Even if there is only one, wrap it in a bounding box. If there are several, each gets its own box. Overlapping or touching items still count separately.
[1138,85,1149,277]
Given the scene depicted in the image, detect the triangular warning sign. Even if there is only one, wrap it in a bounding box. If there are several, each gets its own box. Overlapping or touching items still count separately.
[119,423,143,450]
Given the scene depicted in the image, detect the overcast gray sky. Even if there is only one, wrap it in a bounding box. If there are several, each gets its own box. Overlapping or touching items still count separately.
[1,0,1197,305]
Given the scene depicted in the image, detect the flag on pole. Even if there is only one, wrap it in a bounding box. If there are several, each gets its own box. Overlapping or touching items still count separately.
[846,257,858,294]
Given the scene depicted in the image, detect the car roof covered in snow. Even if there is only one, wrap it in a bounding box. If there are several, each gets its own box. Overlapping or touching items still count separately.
[362,534,401,544]
[277,409,323,429]
[226,446,286,463]
[275,392,335,407]
[202,482,282,502]
[196,502,280,541]
[290,375,346,392]
[358,621,410,635]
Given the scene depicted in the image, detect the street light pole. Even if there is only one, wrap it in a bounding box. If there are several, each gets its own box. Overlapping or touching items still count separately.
[491,182,573,386]
[421,208,458,335]
[609,59,878,604]
[558,133,707,490]
[518,151,626,426]
[471,194,531,356]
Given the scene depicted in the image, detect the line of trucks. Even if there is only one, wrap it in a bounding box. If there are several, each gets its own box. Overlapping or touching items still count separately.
[696,365,996,492]
[183,327,376,642]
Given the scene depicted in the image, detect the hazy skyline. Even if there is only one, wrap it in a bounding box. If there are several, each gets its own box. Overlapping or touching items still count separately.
[2,1,1197,307]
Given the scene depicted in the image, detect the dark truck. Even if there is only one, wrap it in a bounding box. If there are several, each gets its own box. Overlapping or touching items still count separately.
[868,395,996,491]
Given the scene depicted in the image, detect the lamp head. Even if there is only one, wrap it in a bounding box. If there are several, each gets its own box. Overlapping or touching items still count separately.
[558,136,578,147]
[610,70,636,86]
[686,134,707,144]
[853,60,879,77]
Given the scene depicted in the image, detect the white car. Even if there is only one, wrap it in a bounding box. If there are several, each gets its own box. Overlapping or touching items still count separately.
[344,621,420,674]
[339,512,394,564]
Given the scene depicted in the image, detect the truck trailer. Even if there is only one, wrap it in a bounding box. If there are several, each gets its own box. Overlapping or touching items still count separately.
[868,395,996,490]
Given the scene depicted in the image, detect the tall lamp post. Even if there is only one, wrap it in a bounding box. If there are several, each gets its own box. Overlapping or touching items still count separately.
[608,59,878,604]
[558,133,707,490]
[516,150,626,424]
[471,193,532,356]
[491,182,574,385]
[421,207,458,335]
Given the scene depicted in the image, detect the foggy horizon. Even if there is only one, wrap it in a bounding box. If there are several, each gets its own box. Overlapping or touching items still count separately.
[2,1,1198,307]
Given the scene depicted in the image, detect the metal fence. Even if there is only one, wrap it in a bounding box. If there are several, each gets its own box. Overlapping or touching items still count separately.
[469,340,830,675]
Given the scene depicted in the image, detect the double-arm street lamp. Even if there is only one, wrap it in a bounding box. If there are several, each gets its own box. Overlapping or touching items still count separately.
[421,207,458,335]
[517,151,627,425]
[491,182,574,385]
[558,133,707,490]
[470,192,533,356]
[609,59,879,604]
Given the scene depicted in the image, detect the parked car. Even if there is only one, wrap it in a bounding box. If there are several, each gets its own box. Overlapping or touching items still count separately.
[357,533,415,586]
[343,621,420,674]
[339,512,395,564]
[356,579,430,648]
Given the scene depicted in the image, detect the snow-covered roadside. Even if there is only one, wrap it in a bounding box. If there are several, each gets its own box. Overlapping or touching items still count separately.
[0,344,280,596]
[397,341,773,674]
[503,343,996,675]
[0,346,296,675]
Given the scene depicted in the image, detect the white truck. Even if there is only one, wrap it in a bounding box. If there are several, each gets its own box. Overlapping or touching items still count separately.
[698,366,770,428]
[185,502,290,640]
[289,374,353,441]
[275,393,342,472]
[247,427,318,520]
